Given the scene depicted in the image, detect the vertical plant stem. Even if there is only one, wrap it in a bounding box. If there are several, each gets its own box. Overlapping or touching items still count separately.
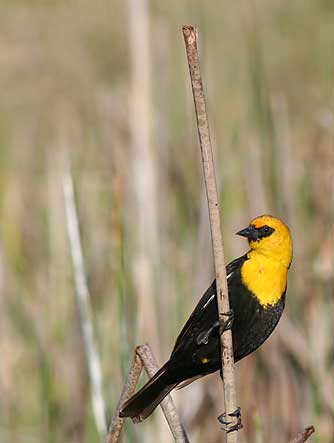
[128,0,160,355]
[182,26,239,442]
[63,172,107,438]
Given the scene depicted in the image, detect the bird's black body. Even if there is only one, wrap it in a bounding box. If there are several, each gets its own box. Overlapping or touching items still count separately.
[169,256,285,379]
[120,254,286,421]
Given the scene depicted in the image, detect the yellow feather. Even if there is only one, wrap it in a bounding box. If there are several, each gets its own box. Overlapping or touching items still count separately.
[241,252,288,306]
[241,215,293,307]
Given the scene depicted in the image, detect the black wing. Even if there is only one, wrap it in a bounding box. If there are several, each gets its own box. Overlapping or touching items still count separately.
[170,255,247,357]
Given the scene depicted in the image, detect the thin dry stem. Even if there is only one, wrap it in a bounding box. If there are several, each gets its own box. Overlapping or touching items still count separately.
[182,25,239,442]
[136,344,190,443]
[63,172,107,437]
[105,353,143,443]
[289,426,315,443]
[106,344,189,443]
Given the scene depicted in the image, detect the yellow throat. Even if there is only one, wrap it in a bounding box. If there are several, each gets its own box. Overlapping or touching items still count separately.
[240,215,293,307]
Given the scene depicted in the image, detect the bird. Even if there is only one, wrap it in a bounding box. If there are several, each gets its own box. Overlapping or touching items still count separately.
[119,214,293,423]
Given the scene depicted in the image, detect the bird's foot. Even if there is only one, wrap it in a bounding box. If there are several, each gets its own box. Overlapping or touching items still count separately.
[196,310,234,345]
[217,407,242,433]
[196,321,220,345]
[221,309,234,332]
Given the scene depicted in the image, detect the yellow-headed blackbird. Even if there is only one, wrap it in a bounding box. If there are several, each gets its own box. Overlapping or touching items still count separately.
[120,215,293,422]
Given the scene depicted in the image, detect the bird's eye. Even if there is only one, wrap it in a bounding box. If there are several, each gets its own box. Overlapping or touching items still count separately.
[263,226,270,233]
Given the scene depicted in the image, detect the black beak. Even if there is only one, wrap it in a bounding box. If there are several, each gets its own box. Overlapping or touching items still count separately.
[236,225,259,241]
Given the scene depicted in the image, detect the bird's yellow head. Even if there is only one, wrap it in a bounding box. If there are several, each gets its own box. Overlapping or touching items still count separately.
[237,215,293,268]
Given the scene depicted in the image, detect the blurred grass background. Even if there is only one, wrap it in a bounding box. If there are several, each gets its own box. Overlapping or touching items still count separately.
[0,0,333,442]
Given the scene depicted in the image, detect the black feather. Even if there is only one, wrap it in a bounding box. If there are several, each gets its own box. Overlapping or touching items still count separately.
[119,254,286,421]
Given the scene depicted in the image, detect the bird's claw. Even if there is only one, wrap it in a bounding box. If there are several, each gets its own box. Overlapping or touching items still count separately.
[196,321,220,345]
[221,309,234,332]
[196,310,234,345]
[217,407,242,433]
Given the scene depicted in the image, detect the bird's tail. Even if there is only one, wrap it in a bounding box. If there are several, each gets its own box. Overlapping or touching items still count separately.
[119,363,177,423]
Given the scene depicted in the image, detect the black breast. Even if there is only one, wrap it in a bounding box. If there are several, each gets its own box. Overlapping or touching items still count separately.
[228,266,286,362]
